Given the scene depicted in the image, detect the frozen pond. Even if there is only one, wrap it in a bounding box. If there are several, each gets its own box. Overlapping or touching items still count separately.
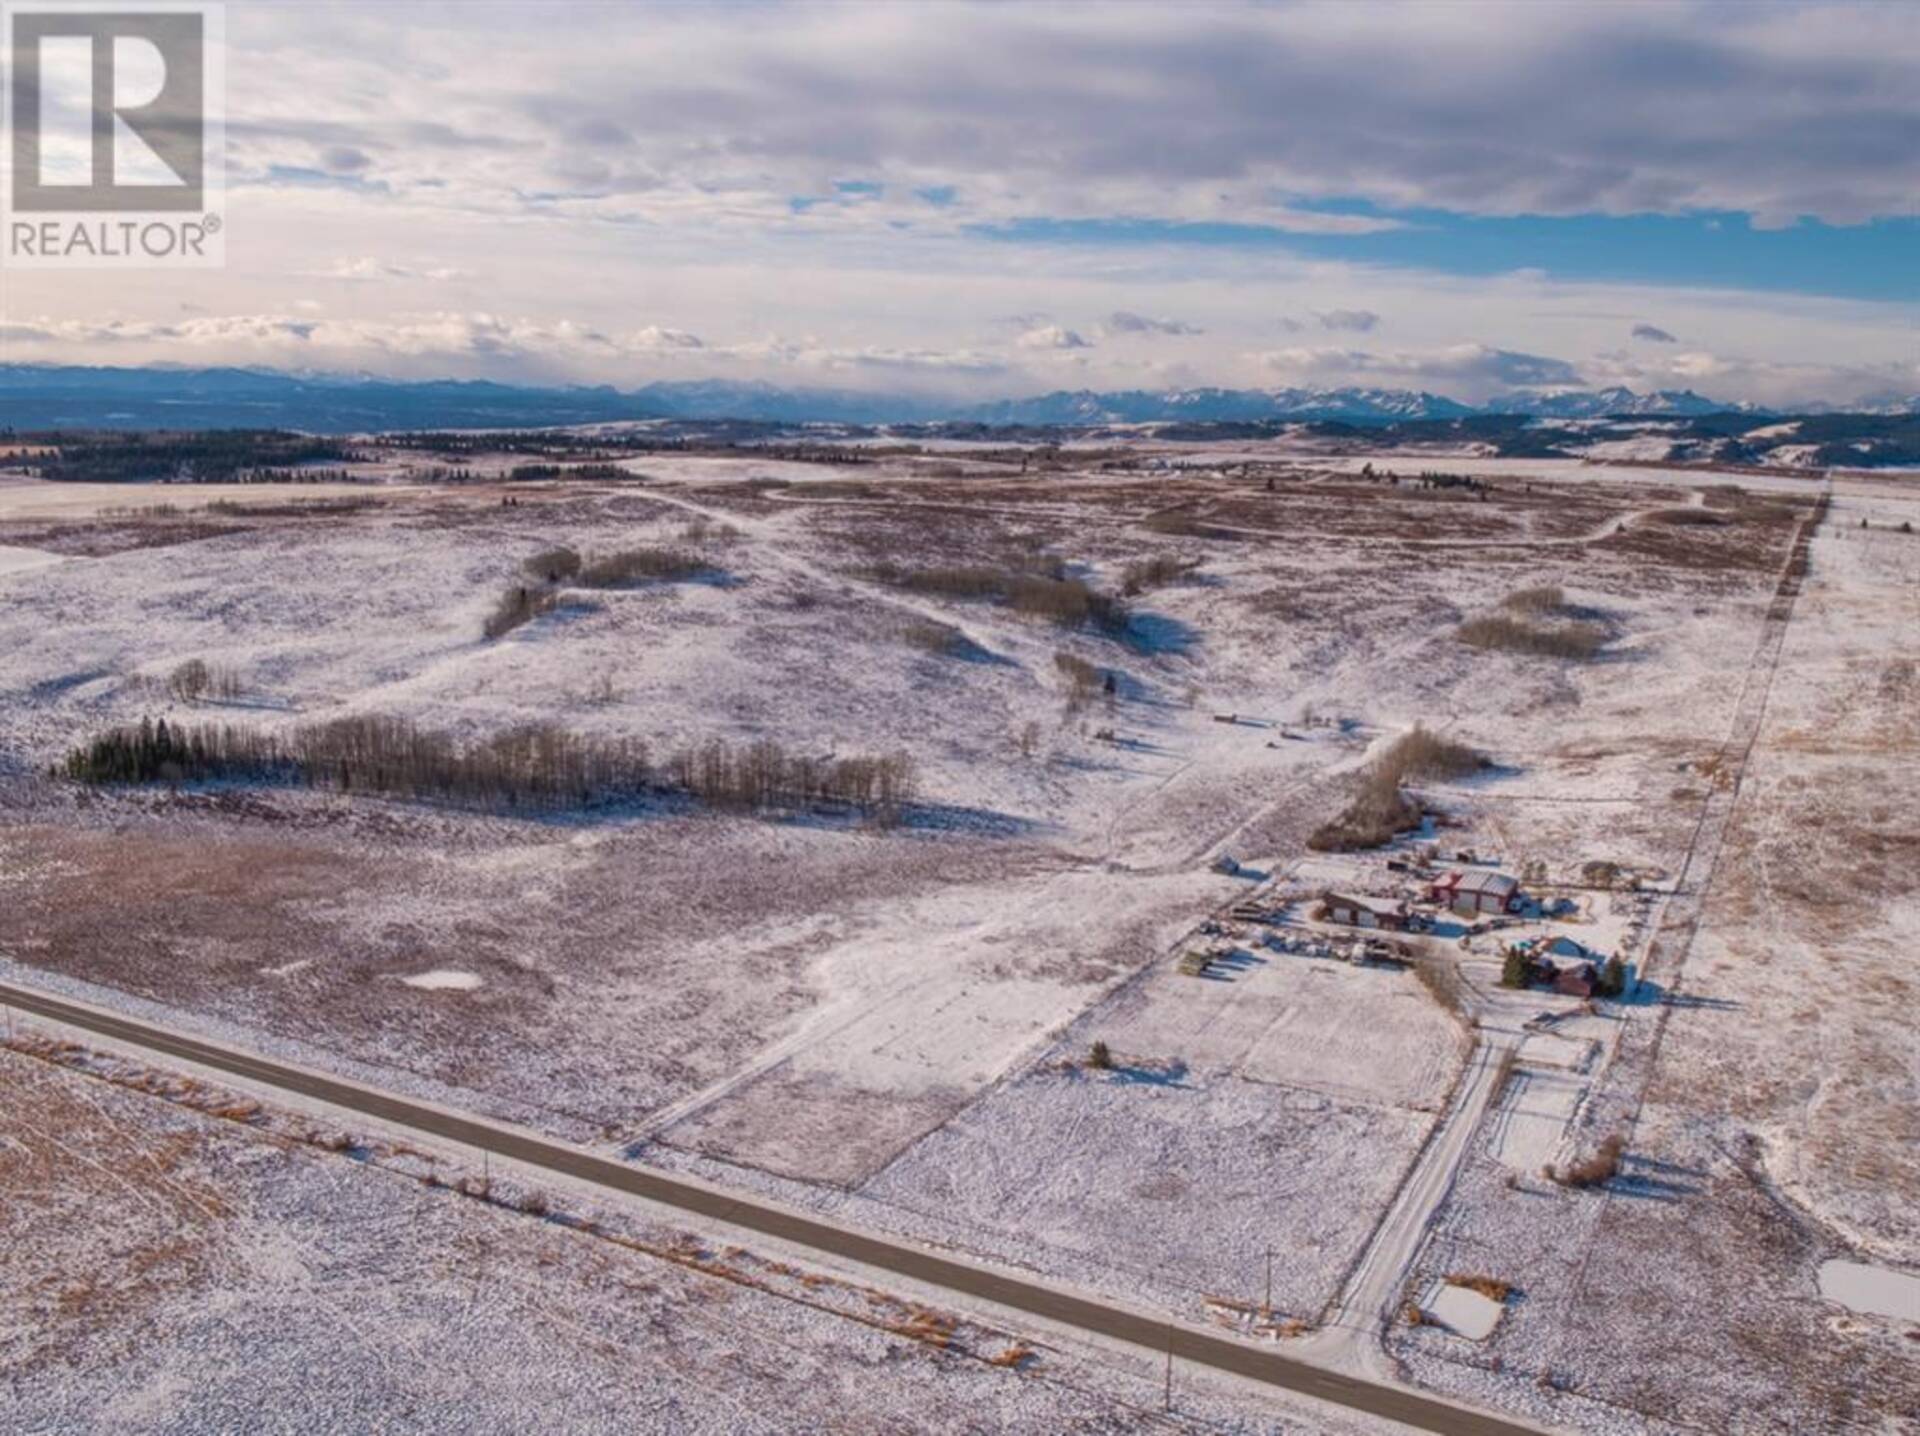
[1819,1260,1920,1322]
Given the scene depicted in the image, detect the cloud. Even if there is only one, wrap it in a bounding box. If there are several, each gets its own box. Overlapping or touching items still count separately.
[1631,323,1678,343]
[1316,308,1380,333]
[203,2,1919,235]
[1016,324,1093,350]
[1585,347,1919,408]
[319,145,372,173]
[319,257,469,283]
[1251,342,1583,398]
[1107,310,1203,336]
[632,325,705,350]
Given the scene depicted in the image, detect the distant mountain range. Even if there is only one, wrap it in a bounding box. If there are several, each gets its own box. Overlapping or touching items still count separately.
[0,363,1914,433]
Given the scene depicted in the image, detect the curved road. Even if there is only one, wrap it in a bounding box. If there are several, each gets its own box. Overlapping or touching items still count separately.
[0,978,1553,1436]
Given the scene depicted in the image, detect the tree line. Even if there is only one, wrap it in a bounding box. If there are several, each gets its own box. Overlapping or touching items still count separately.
[60,716,917,822]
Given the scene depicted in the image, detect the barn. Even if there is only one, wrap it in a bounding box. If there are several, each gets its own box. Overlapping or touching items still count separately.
[1428,869,1521,916]
[1321,891,1410,931]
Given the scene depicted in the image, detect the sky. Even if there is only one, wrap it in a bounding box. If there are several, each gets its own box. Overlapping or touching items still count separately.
[1,0,1916,406]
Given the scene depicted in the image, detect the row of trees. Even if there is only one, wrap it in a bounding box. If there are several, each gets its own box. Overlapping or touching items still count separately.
[661,738,917,822]
[60,716,917,821]
[25,432,356,484]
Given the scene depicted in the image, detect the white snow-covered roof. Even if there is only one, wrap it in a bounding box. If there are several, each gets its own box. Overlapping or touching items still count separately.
[1444,869,1517,896]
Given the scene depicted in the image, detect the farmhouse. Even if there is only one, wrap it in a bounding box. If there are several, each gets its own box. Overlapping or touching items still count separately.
[1429,869,1521,916]
[1321,891,1410,931]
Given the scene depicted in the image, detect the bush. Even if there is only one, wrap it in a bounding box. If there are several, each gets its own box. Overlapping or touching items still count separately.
[576,547,711,587]
[1308,726,1485,851]
[1446,1274,1514,1303]
[1308,773,1420,852]
[1501,584,1565,614]
[1558,1134,1626,1188]
[1457,613,1607,660]
[1007,574,1126,630]
[864,559,1126,631]
[899,620,962,656]
[1053,650,1102,700]
[1379,725,1486,784]
[1646,508,1727,526]
[1120,554,1196,595]
[483,584,559,640]
[523,546,581,584]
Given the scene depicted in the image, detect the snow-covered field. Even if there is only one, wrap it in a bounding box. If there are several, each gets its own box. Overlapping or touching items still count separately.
[0,1040,1392,1435]
[2,448,1908,1430]
[1391,480,1920,1434]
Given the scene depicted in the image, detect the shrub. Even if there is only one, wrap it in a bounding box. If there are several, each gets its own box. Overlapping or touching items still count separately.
[523,546,581,584]
[1308,726,1484,851]
[1053,650,1102,703]
[576,547,712,587]
[483,584,559,640]
[1457,613,1607,660]
[1446,1274,1514,1303]
[1015,720,1041,758]
[1007,574,1126,630]
[1559,1134,1626,1188]
[1120,553,1196,595]
[1501,584,1565,614]
[1307,770,1420,851]
[899,620,962,656]
[1378,725,1485,784]
[1646,507,1727,526]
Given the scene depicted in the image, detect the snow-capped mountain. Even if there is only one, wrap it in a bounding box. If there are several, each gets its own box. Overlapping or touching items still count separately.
[1480,387,1740,419]
[960,386,1475,425]
[1,363,1913,433]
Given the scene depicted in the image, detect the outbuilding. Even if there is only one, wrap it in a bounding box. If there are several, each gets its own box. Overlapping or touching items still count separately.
[1320,891,1410,931]
[1428,869,1521,916]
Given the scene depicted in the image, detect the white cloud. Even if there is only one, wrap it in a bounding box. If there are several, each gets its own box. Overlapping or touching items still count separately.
[318,257,470,282]
[1251,342,1584,398]
[1016,324,1093,350]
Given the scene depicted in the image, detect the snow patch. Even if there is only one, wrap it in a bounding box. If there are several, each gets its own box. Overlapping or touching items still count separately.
[402,968,483,992]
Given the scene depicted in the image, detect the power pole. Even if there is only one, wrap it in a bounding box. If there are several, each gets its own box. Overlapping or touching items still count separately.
[1264,1245,1274,1320]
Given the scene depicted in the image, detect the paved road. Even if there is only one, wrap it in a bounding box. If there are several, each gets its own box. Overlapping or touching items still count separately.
[0,979,1554,1436]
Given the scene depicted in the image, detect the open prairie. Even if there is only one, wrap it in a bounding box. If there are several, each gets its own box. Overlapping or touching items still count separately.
[2,442,1912,1432]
